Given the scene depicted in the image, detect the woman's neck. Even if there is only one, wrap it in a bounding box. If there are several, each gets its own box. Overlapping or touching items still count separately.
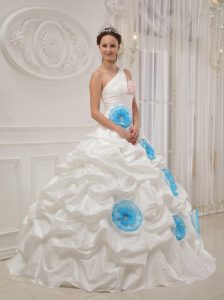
[101,61,118,70]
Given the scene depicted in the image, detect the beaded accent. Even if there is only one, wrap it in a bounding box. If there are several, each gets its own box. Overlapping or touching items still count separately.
[109,105,132,128]
[162,167,179,197]
[139,138,156,160]
[99,26,119,34]
[172,214,186,241]
[111,200,143,232]
[127,80,136,95]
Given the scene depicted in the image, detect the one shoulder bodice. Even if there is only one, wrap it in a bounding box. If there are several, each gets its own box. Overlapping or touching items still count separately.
[101,69,136,118]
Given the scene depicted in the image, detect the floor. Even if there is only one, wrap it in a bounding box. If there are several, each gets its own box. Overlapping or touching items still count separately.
[0,212,223,300]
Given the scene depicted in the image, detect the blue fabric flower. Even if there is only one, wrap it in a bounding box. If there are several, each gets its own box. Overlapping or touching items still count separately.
[162,167,179,197]
[139,138,156,160]
[190,208,200,237]
[109,105,132,128]
[111,200,143,232]
[172,214,186,240]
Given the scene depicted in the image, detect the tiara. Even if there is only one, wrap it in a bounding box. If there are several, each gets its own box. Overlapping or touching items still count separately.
[99,26,119,34]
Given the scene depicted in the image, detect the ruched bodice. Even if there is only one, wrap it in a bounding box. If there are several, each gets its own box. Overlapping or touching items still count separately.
[101,69,134,118]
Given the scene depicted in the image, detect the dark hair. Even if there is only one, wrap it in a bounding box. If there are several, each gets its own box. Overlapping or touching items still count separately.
[96,26,122,45]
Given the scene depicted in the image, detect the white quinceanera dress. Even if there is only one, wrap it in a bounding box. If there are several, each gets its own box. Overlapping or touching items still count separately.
[7,68,216,292]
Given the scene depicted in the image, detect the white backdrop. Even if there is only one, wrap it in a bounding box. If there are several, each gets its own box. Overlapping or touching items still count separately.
[0,0,107,259]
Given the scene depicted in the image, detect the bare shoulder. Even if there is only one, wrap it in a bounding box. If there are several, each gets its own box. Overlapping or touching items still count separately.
[90,69,103,82]
[123,68,132,80]
[89,69,103,89]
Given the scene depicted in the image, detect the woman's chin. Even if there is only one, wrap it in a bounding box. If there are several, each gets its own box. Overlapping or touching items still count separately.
[104,56,116,62]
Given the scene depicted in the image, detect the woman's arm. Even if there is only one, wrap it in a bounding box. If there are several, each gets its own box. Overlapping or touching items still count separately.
[132,96,140,129]
[124,69,140,144]
[89,71,131,142]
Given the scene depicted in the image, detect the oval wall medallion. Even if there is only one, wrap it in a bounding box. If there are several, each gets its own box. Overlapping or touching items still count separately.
[0,7,93,80]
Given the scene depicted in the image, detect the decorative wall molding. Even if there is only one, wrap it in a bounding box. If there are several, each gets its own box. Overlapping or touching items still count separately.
[0,157,20,164]
[0,228,19,260]
[0,158,22,220]
[105,0,127,17]
[0,6,93,80]
[30,154,60,201]
[0,247,16,260]
[0,228,19,242]
[0,125,95,144]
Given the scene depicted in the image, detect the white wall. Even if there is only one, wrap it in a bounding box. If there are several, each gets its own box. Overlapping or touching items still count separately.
[0,0,107,259]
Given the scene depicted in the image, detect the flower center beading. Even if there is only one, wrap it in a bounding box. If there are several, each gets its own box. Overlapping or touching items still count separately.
[111,200,143,232]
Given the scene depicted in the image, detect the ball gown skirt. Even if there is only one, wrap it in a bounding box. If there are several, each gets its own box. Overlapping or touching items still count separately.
[7,69,216,292]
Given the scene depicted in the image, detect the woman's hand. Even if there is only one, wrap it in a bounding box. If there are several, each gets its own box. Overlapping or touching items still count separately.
[116,126,131,143]
[116,124,140,145]
[129,124,139,145]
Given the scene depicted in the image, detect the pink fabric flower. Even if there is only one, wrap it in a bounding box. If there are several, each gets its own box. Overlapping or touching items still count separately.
[127,80,136,95]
